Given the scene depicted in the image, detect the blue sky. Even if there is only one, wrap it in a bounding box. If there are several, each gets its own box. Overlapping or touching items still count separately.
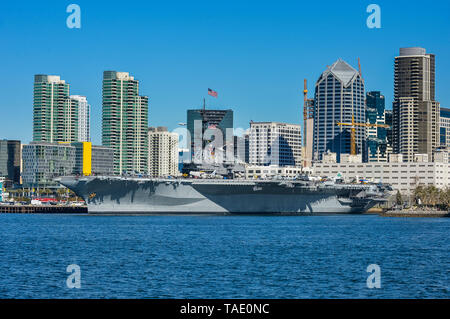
[0,0,449,145]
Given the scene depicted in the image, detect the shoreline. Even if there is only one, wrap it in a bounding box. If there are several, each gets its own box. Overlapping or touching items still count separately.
[380,210,450,218]
[1,205,449,217]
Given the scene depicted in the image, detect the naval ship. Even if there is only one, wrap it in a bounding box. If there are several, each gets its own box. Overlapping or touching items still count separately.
[57,175,392,215]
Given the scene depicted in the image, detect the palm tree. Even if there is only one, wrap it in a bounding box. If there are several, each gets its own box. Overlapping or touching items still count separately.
[56,187,67,200]
[439,188,450,211]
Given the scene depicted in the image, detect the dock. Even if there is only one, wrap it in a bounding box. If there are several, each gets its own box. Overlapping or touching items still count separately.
[0,204,87,214]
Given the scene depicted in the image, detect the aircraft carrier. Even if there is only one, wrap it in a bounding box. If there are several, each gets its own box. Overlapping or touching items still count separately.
[57,176,391,215]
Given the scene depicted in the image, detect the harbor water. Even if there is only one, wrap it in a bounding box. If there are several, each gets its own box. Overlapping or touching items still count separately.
[0,214,448,298]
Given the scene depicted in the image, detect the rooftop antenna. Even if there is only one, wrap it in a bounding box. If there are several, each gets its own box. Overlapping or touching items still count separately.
[358,57,364,84]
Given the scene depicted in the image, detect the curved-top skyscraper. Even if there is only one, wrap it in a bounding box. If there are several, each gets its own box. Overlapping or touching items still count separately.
[312,59,365,162]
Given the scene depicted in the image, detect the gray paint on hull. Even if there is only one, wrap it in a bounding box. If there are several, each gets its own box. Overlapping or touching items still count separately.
[58,176,380,215]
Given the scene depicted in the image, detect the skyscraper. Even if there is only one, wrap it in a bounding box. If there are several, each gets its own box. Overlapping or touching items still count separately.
[33,75,75,143]
[385,109,393,149]
[393,47,440,162]
[70,95,90,142]
[313,59,365,162]
[102,71,149,174]
[366,91,388,162]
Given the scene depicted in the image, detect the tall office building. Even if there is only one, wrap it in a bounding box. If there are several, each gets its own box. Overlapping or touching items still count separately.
[312,59,365,162]
[70,95,90,142]
[102,71,149,174]
[0,140,21,185]
[148,127,179,177]
[249,122,302,167]
[393,47,440,162]
[33,75,77,143]
[440,107,450,148]
[366,91,388,162]
[187,109,233,159]
[385,110,393,148]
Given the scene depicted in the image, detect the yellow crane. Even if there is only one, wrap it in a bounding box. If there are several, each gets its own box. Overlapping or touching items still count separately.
[336,115,390,156]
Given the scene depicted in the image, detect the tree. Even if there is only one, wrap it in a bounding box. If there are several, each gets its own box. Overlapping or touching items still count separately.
[414,185,425,206]
[396,190,403,206]
[57,187,67,200]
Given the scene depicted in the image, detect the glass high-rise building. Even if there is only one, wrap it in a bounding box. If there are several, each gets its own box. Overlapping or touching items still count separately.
[366,91,388,162]
[0,140,21,185]
[439,107,450,148]
[33,75,90,144]
[393,47,440,162]
[102,71,149,174]
[33,75,76,143]
[312,59,365,162]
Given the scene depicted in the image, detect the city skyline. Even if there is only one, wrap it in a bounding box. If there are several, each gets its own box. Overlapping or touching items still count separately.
[1,1,449,145]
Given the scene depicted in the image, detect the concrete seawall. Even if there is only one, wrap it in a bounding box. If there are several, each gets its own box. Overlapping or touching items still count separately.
[381,210,450,218]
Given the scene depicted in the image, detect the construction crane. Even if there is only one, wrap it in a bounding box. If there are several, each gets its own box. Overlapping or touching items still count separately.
[303,79,308,146]
[336,115,390,156]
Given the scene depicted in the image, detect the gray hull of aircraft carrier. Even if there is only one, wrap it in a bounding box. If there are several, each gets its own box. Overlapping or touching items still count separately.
[57,176,391,215]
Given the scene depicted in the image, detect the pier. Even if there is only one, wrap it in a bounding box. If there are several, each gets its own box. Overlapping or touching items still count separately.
[0,205,87,214]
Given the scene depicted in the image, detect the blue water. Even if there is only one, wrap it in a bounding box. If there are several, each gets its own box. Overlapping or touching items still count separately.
[0,214,448,299]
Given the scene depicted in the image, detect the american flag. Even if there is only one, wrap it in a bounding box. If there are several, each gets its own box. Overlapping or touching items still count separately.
[208,88,218,98]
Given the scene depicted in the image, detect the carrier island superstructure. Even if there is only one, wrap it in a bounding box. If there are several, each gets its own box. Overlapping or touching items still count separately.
[57,175,392,215]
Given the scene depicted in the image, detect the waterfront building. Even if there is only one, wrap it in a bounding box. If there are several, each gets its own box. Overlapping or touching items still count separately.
[0,140,21,185]
[366,91,388,162]
[312,59,365,162]
[22,142,76,188]
[439,107,450,147]
[148,127,179,177]
[392,47,440,162]
[313,159,450,196]
[187,109,234,159]
[102,71,149,175]
[249,122,302,167]
[244,165,303,179]
[72,142,114,176]
[70,95,90,142]
[22,142,114,188]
